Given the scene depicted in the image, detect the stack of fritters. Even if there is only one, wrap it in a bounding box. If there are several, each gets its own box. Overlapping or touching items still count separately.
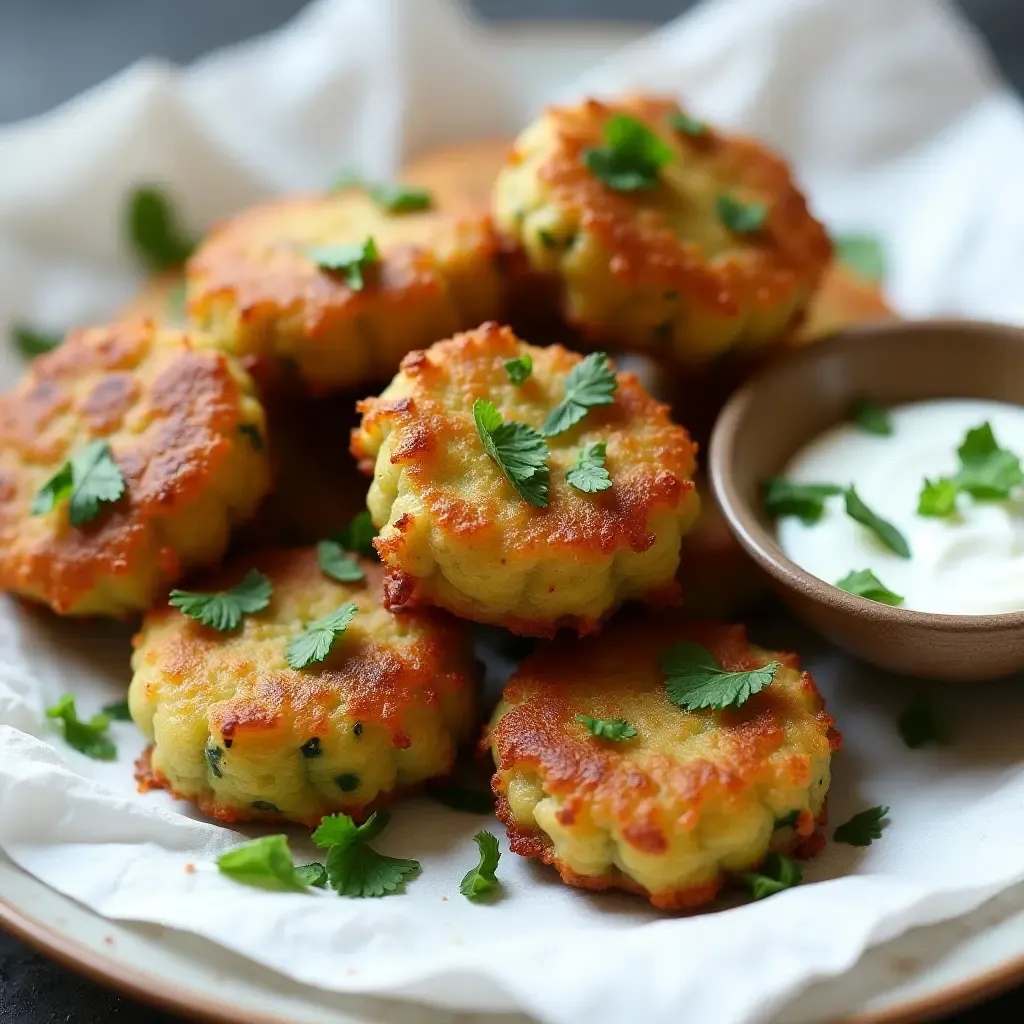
[0,95,886,908]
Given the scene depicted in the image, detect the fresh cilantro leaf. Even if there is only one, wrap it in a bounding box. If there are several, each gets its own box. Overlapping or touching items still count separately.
[316,811,420,898]
[126,185,196,273]
[427,784,495,815]
[898,694,951,749]
[45,694,116,760]
[169,569,272,631]
[460,830,501,901]
[918,477,958,517]
[852,398,892,436]
[32,440,126,526]
[294,862,328,888]
[661,643,780,711]
[740,853,802,900]
[238,423,264,451]
[12,324,62,358]
[542,351,617,437]
[575,714,637,741]
[368,182,433,213]
[669,111,707,137]
[833,805,889,846]
[567,441,612,493]
[317,539,365,583]
[953,422,1023,499]
[335,510,377,559]
[504,354,533,385]
[473,398,549,508]
[101,698,132,721]
[845,487,910,558]
[762,478,843,524]
[307,237,380,291]
[834,234,886,282]
[581,113,673,191]
[835,569,904,606]
[717,194,768,234]
[286,601,358,669]
[216,835,312,893]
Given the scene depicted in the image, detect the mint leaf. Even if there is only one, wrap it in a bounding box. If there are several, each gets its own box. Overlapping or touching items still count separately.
[661,642,780,711]
[368,183,433,213]
[101,698,132,721]
[170,569,272,631]
[845,487,910,558]
[12,324,62,358]
[834,805,889,846]
[567,441,612,493]
[834,234,885,282]
[307,237,379,291]
[126,185,196,272]
[473,398,549,508]
[740,853,802,900]
[216,835,311,893]
[504,354,533,385]
[575,714,637,741]
[582,113,673,191]
[953,422,1023,499]
[918,477,958,517]
[852,398,892,436]
[717,194,768,234]
[45,694,116,760]
[459,831,501,901]
[669,111,707,137]
[286,601,358,669]
[317,540,365,583]
[836,569,903,606]
[762,478,843,524]
[32,440,126,526]
[542,352,617,437]
[898,694,951,749]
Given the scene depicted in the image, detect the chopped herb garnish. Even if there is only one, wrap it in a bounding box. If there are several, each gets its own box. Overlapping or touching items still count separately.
[205,745,224,778]
[286,601,358,669]
[661,642,780,711]
[294,862,328,888]
[335,772,360,792]
[918,477,958,518]
[216,834,321,893]
[542,351,617,437]
[334,510,377,559]
[101,698,132,721]
[12,324,62,358]
[898,694,951,749]
[427,784,495,815]
[169,569,272,631]
[669,111,708,137]
[307,237,379,291]
[300,737,323,758]
[740,853,802,900]
[251,800,281,813]
[317,539,364,583]
[313,811,420,898]
[762,478,843,524]
[460,831,501,901]
[953,422,1023,499]
[845,487,910,558]
[852,398,892,436]
[836,569,904,606]
[32,440,126,526]
[238,423,264,451]
[834,234,886,282]
[833,805,889,846]
[45,694,116,761]
[504,354,533,385]
[575,714,637,741]
[126,185,196,272]
[538,229,558,249]
[567,441,612,493]
[717,194,768,234]
[581,113,673,192]
[473,398,549,508]
[368,182,433,213]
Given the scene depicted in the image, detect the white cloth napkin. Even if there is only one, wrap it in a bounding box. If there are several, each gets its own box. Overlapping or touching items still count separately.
[1,2,1023,1023]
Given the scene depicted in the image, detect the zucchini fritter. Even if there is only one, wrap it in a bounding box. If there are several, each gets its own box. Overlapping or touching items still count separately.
[130,548,477,826]
[0,322,269,616]
[489,616,840,909]
[352,322,699,636]
[493,96,831,362]
[115,272,187,327]
[186,184,502,394]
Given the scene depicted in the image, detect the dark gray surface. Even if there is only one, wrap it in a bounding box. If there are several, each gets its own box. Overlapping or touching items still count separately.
[1,1,1024,1022]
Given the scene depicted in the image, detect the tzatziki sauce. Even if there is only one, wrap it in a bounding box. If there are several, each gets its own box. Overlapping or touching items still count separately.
[776,398,1024,615]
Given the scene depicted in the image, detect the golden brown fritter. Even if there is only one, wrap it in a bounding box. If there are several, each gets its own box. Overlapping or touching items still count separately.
[186,184,503,394]
[0,321,270,616]
[130,547,477,826]
[493,95,832,362]
[115,272,187,327]
[352,322,699,636]
[489,615,840,909]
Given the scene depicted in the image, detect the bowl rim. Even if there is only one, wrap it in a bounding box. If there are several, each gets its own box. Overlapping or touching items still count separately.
[708,317,1024,635]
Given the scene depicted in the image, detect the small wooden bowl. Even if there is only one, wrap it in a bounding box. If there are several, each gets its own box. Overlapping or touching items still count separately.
[709,319,1024,681]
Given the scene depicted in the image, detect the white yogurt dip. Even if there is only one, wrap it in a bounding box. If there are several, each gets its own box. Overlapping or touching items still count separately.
[776,398,1024,615]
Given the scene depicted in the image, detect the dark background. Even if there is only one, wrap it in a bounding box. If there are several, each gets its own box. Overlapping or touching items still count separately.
[1,0,1022,1022]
